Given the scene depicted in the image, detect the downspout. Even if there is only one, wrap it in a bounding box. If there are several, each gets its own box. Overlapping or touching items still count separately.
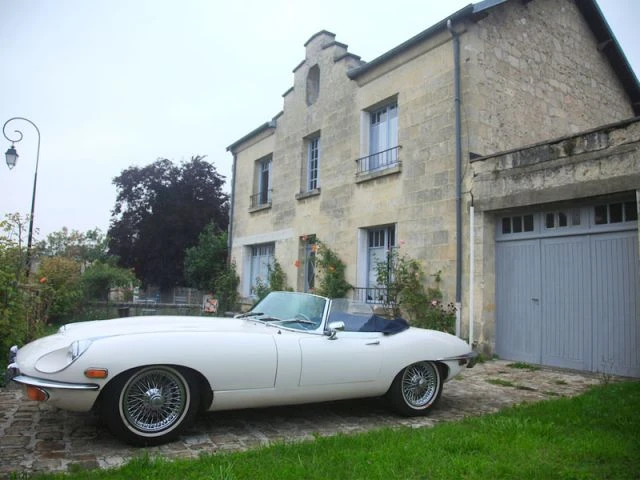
[227,152,238,265]
[469,197,475,347]
[447,19,463,337]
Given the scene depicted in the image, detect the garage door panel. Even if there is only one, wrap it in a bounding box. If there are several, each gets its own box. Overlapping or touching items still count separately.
[496,203,638,378]
[541,237,591,371]
[496,240,541,363]
[591,231,640,377]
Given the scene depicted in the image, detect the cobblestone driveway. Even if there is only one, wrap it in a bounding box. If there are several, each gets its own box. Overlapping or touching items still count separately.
[0,360,602,476]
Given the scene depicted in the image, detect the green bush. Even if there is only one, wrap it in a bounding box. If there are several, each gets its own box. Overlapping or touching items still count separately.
[0,214,49,377]
[184,227,228,292]
[81,261,137,301]
[313,241,352,298]
[214,261,240,313]
[38,256,84,324]
[0,243,30,356]
[376,248,455,333]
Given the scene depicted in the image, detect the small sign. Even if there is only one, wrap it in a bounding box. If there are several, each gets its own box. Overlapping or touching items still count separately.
[203,295,218,313]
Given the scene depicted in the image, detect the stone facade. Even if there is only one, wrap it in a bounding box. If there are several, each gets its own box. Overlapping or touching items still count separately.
[227,0,637,353]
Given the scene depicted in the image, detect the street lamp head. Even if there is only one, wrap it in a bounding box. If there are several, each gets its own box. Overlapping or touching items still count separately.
[5,144,18,169]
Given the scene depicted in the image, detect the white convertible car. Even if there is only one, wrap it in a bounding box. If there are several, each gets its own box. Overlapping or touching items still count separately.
[13,291,477,445]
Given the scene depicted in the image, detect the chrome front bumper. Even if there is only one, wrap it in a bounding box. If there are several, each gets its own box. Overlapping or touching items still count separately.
[12,375,99,391]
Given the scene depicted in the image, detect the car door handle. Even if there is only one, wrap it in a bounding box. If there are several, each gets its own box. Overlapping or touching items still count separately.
[366,341,380,346]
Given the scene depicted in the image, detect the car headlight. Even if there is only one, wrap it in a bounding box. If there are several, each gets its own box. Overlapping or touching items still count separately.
[35,339,93,373]
[68,339,93,362]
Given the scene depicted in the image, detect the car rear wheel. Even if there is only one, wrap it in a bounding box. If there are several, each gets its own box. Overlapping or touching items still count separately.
[102,366,200,446]
[387,361,442,416]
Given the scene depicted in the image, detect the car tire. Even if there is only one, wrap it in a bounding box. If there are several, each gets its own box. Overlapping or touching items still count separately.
[387,361,443,416]
[101,365,200,446]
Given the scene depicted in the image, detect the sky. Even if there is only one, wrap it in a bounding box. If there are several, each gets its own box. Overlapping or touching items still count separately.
[0,0,638,240]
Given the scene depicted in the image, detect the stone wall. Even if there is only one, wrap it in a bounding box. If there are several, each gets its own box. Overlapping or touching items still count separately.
[463,0,634,156]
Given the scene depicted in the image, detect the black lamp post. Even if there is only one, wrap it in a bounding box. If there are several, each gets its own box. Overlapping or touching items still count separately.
[3,117,41,277]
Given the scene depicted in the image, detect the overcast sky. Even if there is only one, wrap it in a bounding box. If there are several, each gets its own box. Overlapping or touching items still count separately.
[0,0,638,239]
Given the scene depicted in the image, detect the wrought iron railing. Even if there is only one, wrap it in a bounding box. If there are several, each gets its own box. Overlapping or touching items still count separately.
[355,146,401,174]
[352,287,398,306]
[250,189,272,208]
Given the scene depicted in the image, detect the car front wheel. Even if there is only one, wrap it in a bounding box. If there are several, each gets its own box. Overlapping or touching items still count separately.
[387,361,443,416]
[102,365,200,446]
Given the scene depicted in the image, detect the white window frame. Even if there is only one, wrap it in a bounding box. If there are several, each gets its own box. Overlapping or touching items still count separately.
[368,102,398,170]
[307,137,320,191]
[258,157,272,206]
[366,225,396,290]
[249,243,274,294]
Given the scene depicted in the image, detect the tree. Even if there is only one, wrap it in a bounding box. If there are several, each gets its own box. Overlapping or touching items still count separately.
[184,225,228,292]
[185,226,241,312]
[38,256,83,323]
[36,227,110,268]
[108,156,229,288]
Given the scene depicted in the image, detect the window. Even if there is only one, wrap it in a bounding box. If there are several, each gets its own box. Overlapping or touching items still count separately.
[594,201,638,224]
[357,101,399,173]
[251,156,272,208]
[366,225,395,302]
[501,214,534,234]
[307,137,320,191]
[299,235,317,292]
[250,243,274,293]
[544,209,581,230]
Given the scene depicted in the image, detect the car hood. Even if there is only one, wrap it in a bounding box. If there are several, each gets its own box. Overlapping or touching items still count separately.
[16,316,273,372]
[58,315,263,340]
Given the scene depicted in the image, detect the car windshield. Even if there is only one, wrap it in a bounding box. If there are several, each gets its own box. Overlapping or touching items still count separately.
[247,292,328,330]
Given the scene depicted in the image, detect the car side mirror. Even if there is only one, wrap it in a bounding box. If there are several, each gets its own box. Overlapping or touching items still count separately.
[326,321,345,340]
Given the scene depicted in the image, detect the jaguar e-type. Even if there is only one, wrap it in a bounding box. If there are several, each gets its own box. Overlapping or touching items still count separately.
[12,291,477,445]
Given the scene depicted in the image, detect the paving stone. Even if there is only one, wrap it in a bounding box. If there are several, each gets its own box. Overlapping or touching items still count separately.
[0,360,607,476]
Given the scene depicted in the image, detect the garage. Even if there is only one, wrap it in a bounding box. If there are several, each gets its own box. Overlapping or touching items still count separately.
[495,198,639,377]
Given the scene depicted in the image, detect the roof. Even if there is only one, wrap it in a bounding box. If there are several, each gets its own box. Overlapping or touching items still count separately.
[226,120,276,153]
[228,0,640,149]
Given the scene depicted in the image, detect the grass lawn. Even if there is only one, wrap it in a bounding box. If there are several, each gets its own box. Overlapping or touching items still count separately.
[21,381,640,480]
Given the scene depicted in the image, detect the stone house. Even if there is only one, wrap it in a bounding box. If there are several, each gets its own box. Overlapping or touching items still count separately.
[226,0,640,376]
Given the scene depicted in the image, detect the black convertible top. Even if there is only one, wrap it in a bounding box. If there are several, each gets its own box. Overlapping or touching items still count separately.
[328,312,410,335]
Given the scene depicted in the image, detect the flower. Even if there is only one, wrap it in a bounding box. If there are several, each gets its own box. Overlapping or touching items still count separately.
[294,259,301,268]
[39,277,47,284]
[431,300,439,306]
[311,243,319,253]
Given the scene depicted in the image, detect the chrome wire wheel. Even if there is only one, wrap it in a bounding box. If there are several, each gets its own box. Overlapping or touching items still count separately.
[400,361,440,409]
[120,367,189,435]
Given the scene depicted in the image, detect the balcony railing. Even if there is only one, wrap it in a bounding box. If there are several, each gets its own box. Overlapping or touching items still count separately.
[352,287,398,306]
[250,189,272,209]
[355,146,401,174]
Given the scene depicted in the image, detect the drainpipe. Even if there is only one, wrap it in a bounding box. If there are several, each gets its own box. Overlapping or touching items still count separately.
[469,198,475,347]
[447,19,463,337]
[227,153,238,265]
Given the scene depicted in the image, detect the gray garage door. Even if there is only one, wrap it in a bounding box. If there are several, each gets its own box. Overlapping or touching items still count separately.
[495,199,639,377]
